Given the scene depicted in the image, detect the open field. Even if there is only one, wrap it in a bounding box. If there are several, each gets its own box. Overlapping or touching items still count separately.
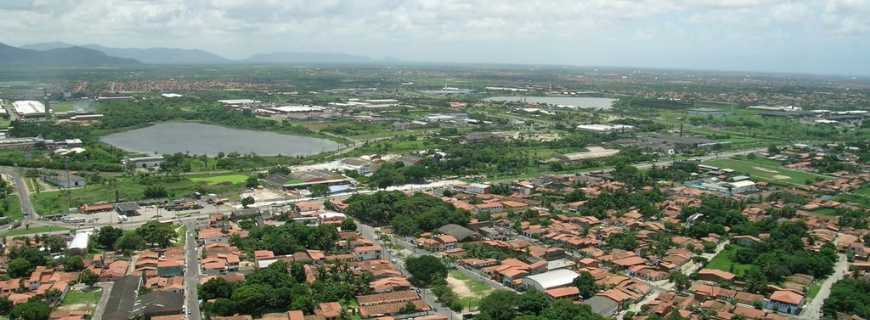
[32,175,243,214]
[190,174,248,185]
[704,157,829,185]
[448,270,492,310]
[705,245,754,277]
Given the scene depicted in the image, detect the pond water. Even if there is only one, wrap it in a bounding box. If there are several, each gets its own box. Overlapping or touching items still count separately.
[485,96,616,110]
[101,122,340,156]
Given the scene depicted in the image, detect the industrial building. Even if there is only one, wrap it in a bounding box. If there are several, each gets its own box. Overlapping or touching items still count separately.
[576,124,635,133]
[523,269,580,292]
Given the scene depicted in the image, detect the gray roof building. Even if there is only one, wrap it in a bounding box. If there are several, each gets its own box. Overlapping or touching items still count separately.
[437,224,478,241]
[582,296,620,317]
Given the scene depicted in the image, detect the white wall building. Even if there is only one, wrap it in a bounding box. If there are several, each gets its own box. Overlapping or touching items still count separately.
[12,100,47,118]
[523,269,580,292]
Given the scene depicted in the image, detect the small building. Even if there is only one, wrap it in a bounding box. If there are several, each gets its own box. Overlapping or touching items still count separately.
[727,180,758,194]
[41,173,86,189]
[436,224,479,242]
[582,295,620,317]
[115,202,141,216]
[124,156,165,170]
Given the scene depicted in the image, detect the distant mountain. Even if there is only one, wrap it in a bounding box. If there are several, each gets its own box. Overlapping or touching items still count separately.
[20,41,76,51]
[24,42,231,64]
[84,45,232,64]
[244,51,372,64]
[21,42,374,65]
[0,42,140,65]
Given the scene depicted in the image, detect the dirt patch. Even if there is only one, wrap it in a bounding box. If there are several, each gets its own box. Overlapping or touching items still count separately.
[772,175,790,180]
[447,276,473,297]
[753,166,779,173]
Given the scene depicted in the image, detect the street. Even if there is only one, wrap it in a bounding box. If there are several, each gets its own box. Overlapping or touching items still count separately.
[798,254,848,320]
[184,221,202,320]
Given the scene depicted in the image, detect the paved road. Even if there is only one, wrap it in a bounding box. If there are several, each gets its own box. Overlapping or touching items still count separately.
[798,254,848,320]
[91,282,114,320]
[1,168,36,220]
[184,221,202,320]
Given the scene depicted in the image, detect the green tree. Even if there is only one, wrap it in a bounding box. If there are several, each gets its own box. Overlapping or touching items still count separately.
[9,300,50,320]
[245,176,259,189]
[7,258,33,278]
[136,221,176,248]
[340,218,357,232]
[231,284,270,316]
[573,271,600,299]
[241,196,255,208]
[78,269,99,287]
[0,296,12,316]
[63,256,84,272]
[404,255,447,287]
[670,272,690,292]
[200,278,236,300]
[115,232,145,252]
[479,290,519,320]
[95,226,123,250]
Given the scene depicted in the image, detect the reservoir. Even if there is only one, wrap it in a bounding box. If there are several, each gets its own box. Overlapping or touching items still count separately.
[101,122,340,156]
[485,96,616,110]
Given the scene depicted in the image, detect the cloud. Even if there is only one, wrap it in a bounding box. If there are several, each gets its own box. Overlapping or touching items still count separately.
[1,0,869,74]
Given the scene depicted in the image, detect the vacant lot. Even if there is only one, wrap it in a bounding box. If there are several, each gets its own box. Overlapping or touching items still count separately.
[704,158,828,185]
[1,225,69,237]
[447,270,493,311]
[57,288,103,316]
[705,245,754,277]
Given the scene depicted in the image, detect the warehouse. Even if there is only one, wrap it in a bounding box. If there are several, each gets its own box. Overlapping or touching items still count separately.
[523,269,579,292]
[12,100,47,118]
[576,124,635,133]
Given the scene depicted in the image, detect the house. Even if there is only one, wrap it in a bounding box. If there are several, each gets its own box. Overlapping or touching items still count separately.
[766,290,804,315]
[356,290,429,318]
[157,259,184,277]
[545,286,580,299]
[353,245,383,261]
[697,269,736,283]
[315,302,343,319]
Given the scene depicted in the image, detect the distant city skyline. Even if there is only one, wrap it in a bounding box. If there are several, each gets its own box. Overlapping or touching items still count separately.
[2,0,870,76]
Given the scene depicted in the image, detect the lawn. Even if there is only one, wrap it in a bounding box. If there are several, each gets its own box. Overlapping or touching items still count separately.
[1,225,69,237]
[704,157,829,185]
[448,270,493,311]
[190,174,248,185]
[705,245,754,277]
[175,224,187,246]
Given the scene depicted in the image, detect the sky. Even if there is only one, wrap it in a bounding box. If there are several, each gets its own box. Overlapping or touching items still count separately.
[2,0,870,76]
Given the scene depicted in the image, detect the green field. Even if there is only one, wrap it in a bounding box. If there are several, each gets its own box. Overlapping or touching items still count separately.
[704,158,829,185]
[705,245,754,277]
[448,270,493,310]
[1,225,69,237]
[190,174,248,185]
[0,195,23,221]
[61,289,103,306]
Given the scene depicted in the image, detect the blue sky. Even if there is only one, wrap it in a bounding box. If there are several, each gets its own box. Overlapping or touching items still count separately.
[2,0,870,76]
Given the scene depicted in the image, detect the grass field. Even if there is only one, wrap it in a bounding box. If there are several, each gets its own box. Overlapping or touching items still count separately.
[704,157,829,185]
[448,270,493,311]
[807,281,822,300]
[705,245,754,277]
[1,225,69,237]
[190,174,248,185]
